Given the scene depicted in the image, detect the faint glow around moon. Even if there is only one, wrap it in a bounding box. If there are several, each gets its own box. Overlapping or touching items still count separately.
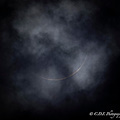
[40,55,87,81]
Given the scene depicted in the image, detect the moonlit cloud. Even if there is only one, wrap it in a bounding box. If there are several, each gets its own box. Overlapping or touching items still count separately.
[2,0,116,112]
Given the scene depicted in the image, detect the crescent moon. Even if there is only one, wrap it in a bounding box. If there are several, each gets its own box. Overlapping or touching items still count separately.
[40,55,87,81]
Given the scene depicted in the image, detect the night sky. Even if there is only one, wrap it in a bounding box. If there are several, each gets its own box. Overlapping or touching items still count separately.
[0,0,120,119]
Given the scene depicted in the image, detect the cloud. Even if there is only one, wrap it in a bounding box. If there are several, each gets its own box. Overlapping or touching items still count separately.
[9,0,112,110]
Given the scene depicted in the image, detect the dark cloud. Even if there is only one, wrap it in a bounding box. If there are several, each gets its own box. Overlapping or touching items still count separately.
[0,0,120,119]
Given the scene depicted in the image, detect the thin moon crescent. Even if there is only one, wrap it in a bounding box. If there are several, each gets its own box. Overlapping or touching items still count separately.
[40,55,87,81]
